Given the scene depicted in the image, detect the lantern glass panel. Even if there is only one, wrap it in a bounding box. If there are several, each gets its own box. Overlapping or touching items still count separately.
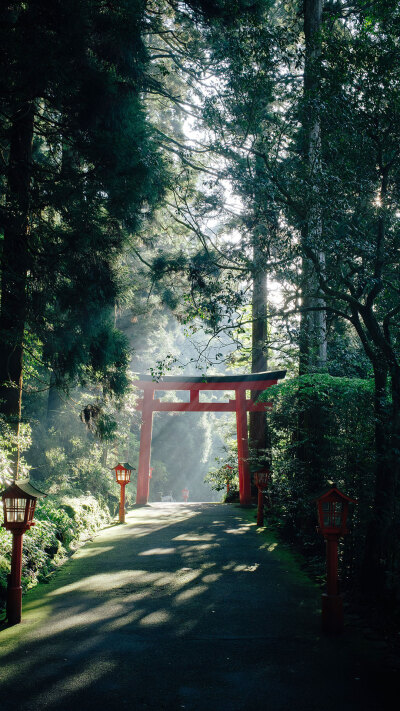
[5,497,28,523]
[117,469,131,482]
[334,502,343,526]
[27,499,36,522]
[322,501,330,527]
[322,501,344,529]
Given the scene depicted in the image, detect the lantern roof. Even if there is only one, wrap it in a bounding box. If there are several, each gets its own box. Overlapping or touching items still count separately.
[0,478,47,499]
[315,486,357,504]
[250,464,270,473]
[113,462,135,471]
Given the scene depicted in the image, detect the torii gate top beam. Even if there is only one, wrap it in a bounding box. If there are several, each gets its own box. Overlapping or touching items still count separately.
[134,370,286,391]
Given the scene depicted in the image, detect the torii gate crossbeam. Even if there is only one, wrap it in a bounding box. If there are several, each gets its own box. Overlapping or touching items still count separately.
[134,371,286,507]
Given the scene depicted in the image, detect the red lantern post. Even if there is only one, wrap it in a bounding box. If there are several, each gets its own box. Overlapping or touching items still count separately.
[315,486,357,635]
[112,463,134,523]
[1,479,47,625]
[254,471,270,527]
[182,487,189,503]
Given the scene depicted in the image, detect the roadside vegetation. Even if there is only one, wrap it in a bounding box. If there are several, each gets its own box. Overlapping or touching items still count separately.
[1,0,400,623]
[0,494,109,608]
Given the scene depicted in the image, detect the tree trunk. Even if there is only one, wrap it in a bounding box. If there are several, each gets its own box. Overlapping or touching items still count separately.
[0,102,34,476]
[47,371,63,429]
[249,263,269,470]
[296,0,327,508]
[299,0,327,374]
[101,446,108,467]
[390,365,400,554]
[361,362,392,597]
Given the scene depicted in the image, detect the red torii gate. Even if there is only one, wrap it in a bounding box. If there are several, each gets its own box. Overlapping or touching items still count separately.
[134,370,286,507]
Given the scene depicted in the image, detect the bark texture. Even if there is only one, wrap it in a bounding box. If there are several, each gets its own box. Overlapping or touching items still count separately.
[299,0,327,374]
[249,264,269,468]
[0,102,34,476]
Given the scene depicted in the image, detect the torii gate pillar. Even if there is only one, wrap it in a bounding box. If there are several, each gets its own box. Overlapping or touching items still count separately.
[236,386,251,505]
[136,389,154,505]
[134,371,286,507]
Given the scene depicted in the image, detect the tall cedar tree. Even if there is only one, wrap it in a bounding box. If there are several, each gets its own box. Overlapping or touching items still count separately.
[0,1,165,467]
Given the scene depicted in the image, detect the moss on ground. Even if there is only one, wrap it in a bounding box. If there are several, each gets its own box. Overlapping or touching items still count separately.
[236,504,318,589]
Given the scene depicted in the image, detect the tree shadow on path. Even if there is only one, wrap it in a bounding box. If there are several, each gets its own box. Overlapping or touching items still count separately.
[0,503,397,711]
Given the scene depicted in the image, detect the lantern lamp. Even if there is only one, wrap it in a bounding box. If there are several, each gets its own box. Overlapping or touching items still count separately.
[315,485,357,635]
[113,462,134,484]
[112,463,135,523]
[254,470,270,492]
[1,479,47,625]
[316,486,356,537]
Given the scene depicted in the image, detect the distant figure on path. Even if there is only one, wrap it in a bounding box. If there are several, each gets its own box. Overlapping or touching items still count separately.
[161,492,174,502]
[182,487,189,503]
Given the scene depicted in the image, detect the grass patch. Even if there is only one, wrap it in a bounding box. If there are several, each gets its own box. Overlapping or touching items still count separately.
[236,504,318,589]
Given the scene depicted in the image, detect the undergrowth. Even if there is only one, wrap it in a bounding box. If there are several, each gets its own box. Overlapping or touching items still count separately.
[0,494,110,610]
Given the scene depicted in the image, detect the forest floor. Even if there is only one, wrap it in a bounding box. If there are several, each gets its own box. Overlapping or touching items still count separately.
[0,502,398,711]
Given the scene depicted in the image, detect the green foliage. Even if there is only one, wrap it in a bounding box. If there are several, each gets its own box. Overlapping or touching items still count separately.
[34,499,75,547]
[0,0,169,437]
[0,415,32,485]
[205,460,239,500]
[0,525,11,603]
[0,494,109,608]
[29,424,118,505]
[55,495,109,539]
[263,375,375,584]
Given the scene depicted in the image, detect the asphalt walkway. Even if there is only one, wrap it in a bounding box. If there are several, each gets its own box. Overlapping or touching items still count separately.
[0,503,396,710]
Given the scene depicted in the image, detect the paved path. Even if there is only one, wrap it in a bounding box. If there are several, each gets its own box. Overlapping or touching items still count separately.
[0,503,396,710]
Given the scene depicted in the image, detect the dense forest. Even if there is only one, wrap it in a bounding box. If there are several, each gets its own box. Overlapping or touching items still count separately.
[1,0,400,614]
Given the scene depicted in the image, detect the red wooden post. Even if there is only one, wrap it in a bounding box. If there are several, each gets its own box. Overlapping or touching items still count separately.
[119,482,126,523]
[235,386,251,506]
[326,535,339,596]
[190,390,199,408]
[316,486,357,635]
[7,532,24,625]
[322,535,343,634]
[136,388,154,505]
